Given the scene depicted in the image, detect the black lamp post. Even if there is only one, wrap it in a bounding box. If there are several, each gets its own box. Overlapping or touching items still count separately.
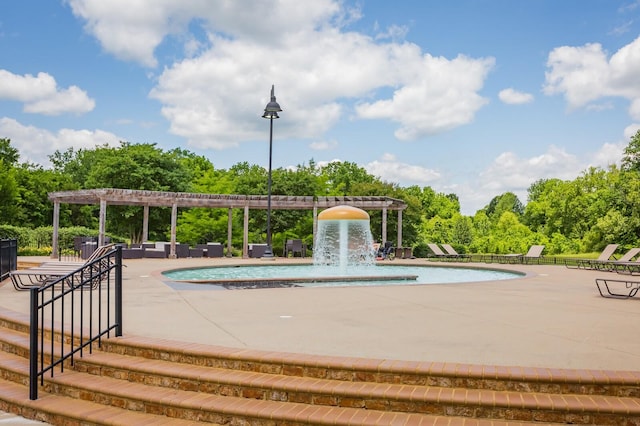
[262,85,282,258]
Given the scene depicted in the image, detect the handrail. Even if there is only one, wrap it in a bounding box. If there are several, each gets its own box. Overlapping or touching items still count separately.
[29,246,122,400]
[0,239,17,281]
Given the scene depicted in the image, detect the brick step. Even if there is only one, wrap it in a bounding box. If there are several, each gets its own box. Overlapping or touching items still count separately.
[0,350,545,426]
[3,307,637,400]
[0,372,212,425]
[1,332,637,425]
[101,334,640,398]
[0,309,639,425]
[71,349,640,424]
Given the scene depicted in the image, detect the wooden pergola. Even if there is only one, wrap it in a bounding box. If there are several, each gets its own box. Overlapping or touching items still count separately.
[48,188,408,258]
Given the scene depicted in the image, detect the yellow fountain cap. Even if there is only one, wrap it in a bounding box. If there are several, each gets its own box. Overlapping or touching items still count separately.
[318,205,369,220]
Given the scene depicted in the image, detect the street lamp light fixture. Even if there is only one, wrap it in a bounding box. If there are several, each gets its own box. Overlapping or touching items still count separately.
[262,85,282,258]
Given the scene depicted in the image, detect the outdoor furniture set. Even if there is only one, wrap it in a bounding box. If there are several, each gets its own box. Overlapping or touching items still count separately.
[120,242,225,259]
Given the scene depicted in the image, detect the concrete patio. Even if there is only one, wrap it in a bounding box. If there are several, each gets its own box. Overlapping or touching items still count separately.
[2,256,638,372]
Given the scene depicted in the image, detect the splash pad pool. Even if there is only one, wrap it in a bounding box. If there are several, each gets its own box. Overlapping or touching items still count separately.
[162,205,523,289]
[162,263,523,289]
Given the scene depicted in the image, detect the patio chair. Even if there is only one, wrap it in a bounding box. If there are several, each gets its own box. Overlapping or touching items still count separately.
[493,245,545,264]
[426,243,452,260]
[595,247,640,275]
[595,277,640,299]
[288,239,306,257]
[586,247,640,273]
[441,244,470,261]
[565,244,619,270]
[377,242,395,260]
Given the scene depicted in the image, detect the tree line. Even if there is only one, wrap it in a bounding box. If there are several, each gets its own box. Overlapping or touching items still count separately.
[1,130,640,256]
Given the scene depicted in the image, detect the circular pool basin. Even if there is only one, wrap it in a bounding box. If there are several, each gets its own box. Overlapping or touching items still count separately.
[162,264,524,289]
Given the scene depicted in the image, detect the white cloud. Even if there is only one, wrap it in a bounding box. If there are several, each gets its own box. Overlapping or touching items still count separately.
[67,0,341,68]
[365,153,440,184]
[356,54,494,140]
[68,0,494,150]
[544,36,640,119]
[588,142,625,168]
[0,70,95,115]
[498,88,534,105]
[625,123,640,139]
[375,24,409,42]
[0,117,120,166]
[630,98,640,120]
[309,139,338,150]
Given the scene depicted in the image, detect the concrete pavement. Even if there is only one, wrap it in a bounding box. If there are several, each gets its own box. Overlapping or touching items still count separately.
[2,256,639,372]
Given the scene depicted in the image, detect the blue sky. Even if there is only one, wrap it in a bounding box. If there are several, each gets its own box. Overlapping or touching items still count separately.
[1,0,640,214]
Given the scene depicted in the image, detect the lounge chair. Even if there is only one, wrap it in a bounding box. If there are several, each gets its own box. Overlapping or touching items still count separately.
[595,278,640,299]
[586,247,640,272]
[9,244,115,291]
[493,245,545,264]
[441,244,470,261]
[427,244,453,260]
[566,244,619,270]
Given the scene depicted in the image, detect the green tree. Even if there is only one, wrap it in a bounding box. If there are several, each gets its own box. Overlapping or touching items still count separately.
[484,192,524,221]
[621,129,640,172]
[0,138,19,165]
[523,178,566,234]
[0,160,19,225]
[320,161,375,195]
[13,164,75,228]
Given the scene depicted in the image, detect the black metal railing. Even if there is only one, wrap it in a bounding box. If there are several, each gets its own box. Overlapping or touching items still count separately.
[425,253,566,265]
[29,246,122,400]
[0,239,17,281]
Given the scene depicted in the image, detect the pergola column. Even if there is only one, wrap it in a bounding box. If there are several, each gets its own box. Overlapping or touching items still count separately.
[142,205,149,242]
[98,198,107,246]
[397,209,403,248]
[51,201,60,258]
[227,208,233,257]
[312,202,318,248]
[243,205,249,258]
[381,207,388,245]
[169,202,177,258]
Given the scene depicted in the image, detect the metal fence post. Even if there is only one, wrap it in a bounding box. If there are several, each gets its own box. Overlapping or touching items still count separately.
[115,246,123,337]
[29,288,38,400]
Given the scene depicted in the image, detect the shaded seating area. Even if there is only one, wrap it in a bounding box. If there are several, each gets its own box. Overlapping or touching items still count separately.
[48,190,408,261]
[120,242,225,259]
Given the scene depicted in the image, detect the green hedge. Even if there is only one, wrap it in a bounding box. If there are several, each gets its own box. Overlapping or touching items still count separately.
[0,225,121,256]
